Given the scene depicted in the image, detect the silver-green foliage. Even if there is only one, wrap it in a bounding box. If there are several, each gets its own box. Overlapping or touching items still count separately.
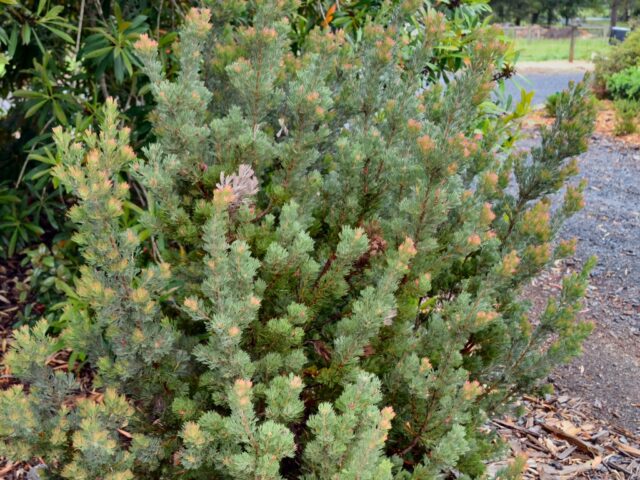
[0,1,595,478]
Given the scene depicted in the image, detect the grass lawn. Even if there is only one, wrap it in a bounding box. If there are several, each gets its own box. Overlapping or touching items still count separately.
[513,37,610,62]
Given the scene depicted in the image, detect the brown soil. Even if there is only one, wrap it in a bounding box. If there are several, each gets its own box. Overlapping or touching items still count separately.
[526,99,640,148]
[526,263,640,433]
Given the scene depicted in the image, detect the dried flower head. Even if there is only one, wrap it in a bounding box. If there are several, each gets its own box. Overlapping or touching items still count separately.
[290,376,303,389]
[216,164,259,208]
[383,308,397,326]
[480,203,496,225]
[417,134,434,154]
[462,380,482,400]
[399,237,417,257]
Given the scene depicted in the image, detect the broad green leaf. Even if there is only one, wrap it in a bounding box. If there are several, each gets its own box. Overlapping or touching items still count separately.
[20,23,31,45]
[24,223,45,236]
[0,53,8,78]
[122,50,133,77]
[8,229,18,257]
[42,25,74,44]
[14,89,47,99]
[51,100,68,125]
[25,99,49,118]
[83,46,114,60]
[55,278,80,300]
[0,194,20,203]
[8,26,17,56]
[41,5,65,22]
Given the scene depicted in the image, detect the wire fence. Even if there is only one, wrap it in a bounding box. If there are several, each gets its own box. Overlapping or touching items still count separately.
[500,25,612,62]
[501,25,609,40]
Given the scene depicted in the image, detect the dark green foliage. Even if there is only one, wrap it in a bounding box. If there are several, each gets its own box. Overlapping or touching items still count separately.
[595,27,640,95]
[0,183,44,258]
[0,0,186,258]
[607,66,640,100]
[545,91,561,117]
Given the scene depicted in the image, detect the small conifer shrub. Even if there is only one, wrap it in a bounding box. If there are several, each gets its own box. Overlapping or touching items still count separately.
[0,2,595,478]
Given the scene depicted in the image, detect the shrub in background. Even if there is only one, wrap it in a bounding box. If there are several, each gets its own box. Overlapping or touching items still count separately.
[295,0,509,80]
[613,98,639,135]
[606,66,640,101]
[594,28,640,96]
[0,2,594,478]
[545,81,596,119]
[0,0,191,260]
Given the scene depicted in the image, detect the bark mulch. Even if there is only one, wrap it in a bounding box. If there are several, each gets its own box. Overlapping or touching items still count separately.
[488,394,640,479]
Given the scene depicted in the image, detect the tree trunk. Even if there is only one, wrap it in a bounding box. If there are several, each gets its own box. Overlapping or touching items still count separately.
[611,0,619,28]
[531,11,540,25]
[547,9,553,26]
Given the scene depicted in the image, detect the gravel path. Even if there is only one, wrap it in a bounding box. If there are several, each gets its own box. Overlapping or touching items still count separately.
[524,132,640,432]
[503,72,588,106]
[554,135,640,432]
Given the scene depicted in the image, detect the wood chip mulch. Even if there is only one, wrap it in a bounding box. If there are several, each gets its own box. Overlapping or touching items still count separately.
[591,100,640,148]
[487,394,640,479]
[524,101,640,150]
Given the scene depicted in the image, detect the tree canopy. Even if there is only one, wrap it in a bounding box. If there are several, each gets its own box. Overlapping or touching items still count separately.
[491,0,613,25]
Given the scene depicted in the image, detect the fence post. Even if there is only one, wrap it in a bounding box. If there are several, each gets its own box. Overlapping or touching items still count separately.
[569,25,577,63]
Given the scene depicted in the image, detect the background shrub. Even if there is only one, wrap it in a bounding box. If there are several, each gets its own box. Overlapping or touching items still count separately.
[0,0,186,261]
[613,98,639,135]
[595,28,640,96]
[0,3,595,478]
[546,81,596,119]
[606,66,640,101]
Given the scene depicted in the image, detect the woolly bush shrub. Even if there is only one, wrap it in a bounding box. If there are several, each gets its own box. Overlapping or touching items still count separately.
[0,2,595,478]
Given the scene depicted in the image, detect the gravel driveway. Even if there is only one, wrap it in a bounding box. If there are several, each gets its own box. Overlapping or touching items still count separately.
[522,130,640,432]
[553,135,640,432]
[503,72,589,106]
